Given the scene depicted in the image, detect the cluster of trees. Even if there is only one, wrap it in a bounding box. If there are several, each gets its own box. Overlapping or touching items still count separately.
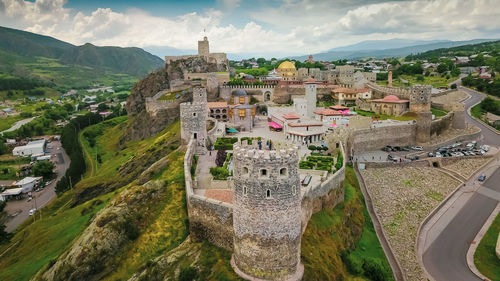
[462,75,500,97]
[0,76,51,91]
[479,97,500,115]
[436,59,461,76]
[0,200,12,244]
[393,63,423,76]
[33,160,55,180]
[55,112,102,194]
[2,117,56,139]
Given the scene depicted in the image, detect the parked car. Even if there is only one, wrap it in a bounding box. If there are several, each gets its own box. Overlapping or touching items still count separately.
[29,208,37,216]
[411,146,424,151]
[402,146,410,151]
[428,152,434,157]
[393,146,402,151]
[382,145,392,152]
[436,152,442,158]
[478,175,486,182]
[480,145,489,152]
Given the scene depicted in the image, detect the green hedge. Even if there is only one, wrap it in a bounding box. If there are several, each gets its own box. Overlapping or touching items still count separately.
[210,167,229,180]
[214,137,238,150]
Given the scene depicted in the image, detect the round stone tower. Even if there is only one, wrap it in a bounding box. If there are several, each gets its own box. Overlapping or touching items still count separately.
[231,141,303,281]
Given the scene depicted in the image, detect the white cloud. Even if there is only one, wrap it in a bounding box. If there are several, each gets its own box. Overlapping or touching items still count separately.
[0,0,499,58]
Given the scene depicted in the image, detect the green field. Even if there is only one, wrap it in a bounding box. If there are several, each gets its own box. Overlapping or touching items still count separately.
[431,107,448,118]
[474,213,500,280]
[377,74,456,88]
[0,115,24,132]
[355,110,417,121]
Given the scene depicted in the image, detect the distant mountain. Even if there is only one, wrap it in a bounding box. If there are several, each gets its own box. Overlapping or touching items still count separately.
[328,38,450,52]
[0,26,164,82]
[292,39,498,61]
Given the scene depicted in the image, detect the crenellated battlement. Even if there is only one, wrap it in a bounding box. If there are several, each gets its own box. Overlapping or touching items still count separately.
[233,141,298,163]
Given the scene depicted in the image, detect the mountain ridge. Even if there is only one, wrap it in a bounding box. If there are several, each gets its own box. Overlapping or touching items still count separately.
[290,38,498,61]
[0,25,164,82]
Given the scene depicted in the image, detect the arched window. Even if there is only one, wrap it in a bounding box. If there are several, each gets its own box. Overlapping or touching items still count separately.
[280,168,287,177]
[266,189,271,198]
[193,112,197,117]
[243,186,248,195]
[292,186,297,196]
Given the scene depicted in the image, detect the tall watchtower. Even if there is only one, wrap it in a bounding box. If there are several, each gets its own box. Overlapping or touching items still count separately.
[231,142,303,281]
[410,85,432,143]
[198,36,209,57]
[180,87,207,152]
[304,77,317,118]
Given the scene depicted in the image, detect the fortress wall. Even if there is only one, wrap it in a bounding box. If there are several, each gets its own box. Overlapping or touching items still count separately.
[431,112,454,136]
[184,139,234,250]
[352,124,417,152]
[188,195,234,251]
[300,143,346,234]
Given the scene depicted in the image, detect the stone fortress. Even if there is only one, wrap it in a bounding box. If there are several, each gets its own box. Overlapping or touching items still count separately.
[166,36,471,281]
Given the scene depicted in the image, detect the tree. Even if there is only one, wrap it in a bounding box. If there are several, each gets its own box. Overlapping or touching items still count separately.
[33,160,55,180]
[416,75,424,81]
[437,64,448,73]
[215,149,227,167]
[97,103,108,112]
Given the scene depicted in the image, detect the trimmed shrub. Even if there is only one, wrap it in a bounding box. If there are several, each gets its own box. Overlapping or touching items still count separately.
[210,167,229,180]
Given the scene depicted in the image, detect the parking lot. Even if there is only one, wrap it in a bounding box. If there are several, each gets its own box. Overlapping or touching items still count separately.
[3,139,70,232]
[354,141,493,163]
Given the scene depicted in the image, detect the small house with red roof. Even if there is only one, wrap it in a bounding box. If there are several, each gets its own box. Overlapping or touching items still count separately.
[370,95,409,116]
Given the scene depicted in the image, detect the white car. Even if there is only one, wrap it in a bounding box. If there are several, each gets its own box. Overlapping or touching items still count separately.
[435,152,442,158]
[411,146,424,151]
[480,145,489,152]
[29,208,37,216]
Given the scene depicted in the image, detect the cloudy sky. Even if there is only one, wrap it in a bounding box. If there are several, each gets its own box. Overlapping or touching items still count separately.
[1,0,500,58]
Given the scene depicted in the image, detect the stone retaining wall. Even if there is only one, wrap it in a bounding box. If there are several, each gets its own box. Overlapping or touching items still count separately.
[352,124,417,152]
[431,112,454,136]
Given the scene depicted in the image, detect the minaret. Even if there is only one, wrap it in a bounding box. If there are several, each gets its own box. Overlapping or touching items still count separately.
[388,70,393,87]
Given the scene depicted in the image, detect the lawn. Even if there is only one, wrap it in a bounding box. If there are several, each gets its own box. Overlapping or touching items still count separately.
[355,110,417,121]
[431,107,448,118]
[0,156,31,180]
[474,213,500,280]
[377,74,456,88]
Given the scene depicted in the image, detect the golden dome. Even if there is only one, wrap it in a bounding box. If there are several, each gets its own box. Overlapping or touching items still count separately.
[277,61,296,70]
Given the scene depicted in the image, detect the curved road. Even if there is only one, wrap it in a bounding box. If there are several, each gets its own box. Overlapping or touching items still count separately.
[422,86,500,281]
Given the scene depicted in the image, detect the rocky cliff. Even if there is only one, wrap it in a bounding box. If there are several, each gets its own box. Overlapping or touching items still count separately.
[123,57,223,142]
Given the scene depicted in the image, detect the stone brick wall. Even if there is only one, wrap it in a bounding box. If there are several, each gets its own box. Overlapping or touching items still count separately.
[431,112,454,136]
[352,124,417,152]
[184,139,234,250]
[232,142,303,280]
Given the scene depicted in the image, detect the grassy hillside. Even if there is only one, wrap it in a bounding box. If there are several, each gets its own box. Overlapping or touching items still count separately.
[301,166,394,281]
[0,26,164,88]
[0,118,183,281]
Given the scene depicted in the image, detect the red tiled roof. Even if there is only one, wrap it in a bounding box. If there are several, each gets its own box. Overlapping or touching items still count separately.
[372,95,408,104]
[283,113,301,119]
[314,109,341,116]
[288,122,323,127]
[329,105,349,110]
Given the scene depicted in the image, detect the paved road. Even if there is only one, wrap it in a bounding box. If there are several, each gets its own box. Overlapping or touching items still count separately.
[0,117,36,135]
[4,140,70,232]
[422,86,500,281]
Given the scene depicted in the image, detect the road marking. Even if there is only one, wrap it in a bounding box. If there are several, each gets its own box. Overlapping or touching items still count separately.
[477,186,500,201]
